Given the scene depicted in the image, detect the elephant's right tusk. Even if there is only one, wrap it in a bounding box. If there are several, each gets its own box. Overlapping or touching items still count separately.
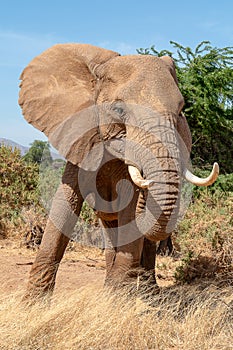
[183,162,219,186]
[128,166,155,189]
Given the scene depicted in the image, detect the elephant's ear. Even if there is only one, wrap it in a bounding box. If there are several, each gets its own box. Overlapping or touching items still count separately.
[19,44,119,170]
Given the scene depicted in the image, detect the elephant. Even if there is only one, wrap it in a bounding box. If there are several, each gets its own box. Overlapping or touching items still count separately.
[19,43,219,298]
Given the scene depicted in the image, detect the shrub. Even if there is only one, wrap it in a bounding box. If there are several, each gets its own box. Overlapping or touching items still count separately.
[175,191,233,283]
[0,145,97,240]
[192,170,233,198]
[0,145,41,236]
[138,41,233,174]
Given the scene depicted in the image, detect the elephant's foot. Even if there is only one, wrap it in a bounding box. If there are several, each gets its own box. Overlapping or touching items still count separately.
[23,259,59,302]
[104,264,159,298]
[104,274,139,299]
[104,268,139,290]
[104,236,145,295]
[104,269,159,303]
[104,260,141,296]
[136,269,160,302]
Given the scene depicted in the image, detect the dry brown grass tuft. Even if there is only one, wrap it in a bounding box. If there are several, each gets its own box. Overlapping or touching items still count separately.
[0,282,232,350]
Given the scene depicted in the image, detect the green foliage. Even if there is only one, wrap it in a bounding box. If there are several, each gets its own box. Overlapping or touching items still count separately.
[80,201,97,225]
[138,41,233,173]
[174,251,194,283]
[137,45,173,57]
[23,140,53,166]
[0,145,40,226]
[0,143,97,238]
[192,170,233,198]
[38,163,97,224]
[39,165,64,211]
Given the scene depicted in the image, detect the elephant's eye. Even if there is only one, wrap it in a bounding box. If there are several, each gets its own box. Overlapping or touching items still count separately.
[113,106,124,115]
[111,101,126,118]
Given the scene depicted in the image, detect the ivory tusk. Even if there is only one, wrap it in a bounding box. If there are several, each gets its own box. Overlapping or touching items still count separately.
[128,166,155,189]
[183,162,219,186]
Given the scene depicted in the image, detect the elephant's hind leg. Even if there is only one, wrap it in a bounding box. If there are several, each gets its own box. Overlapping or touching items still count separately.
[140,238,157,283]
[139,238,160,298]
[24,162,83,300]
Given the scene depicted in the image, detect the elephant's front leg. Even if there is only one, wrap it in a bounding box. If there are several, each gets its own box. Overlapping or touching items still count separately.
[24,219,70,299]
[24,162,83,299]
[113,236,144,289]
[103,220,144,289]
[115,186,158,294]
[102,183,144,289]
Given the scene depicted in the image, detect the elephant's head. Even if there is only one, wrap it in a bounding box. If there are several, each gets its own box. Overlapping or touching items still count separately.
[19,44,219,242]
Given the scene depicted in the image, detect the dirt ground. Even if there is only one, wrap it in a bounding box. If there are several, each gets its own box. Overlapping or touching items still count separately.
[0,239,107,297]
[0,238,178,299]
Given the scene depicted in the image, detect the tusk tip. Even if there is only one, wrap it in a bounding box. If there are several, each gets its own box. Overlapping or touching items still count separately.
[213,162,220,174]
[183,162,220,187]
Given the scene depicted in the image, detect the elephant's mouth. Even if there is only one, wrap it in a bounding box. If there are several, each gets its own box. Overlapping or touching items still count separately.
[128,163,219,188]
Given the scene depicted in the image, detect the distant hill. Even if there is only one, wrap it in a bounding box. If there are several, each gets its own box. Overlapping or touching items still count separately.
[0,138,63,160]
[0,138,28,156]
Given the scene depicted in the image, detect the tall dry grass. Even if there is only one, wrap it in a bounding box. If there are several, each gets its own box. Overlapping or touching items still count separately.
[0,281,232,350]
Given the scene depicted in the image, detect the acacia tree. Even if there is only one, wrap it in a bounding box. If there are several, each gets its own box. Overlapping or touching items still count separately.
[137,41,233,173]
[23,140,53,167]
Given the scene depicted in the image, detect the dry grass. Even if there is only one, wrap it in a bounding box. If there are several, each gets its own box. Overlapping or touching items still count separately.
[0,280,232,350]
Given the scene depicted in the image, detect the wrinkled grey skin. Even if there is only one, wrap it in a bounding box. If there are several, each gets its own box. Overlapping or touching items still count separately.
[19,44,192,298]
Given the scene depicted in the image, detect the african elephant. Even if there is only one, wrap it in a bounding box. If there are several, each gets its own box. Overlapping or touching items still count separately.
[19,44,219,298]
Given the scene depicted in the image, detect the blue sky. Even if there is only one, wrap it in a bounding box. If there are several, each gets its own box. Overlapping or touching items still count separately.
[1,0,233,146]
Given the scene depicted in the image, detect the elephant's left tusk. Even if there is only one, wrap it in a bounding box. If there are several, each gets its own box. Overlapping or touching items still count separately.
[183,162,219,186]
[128,166,155,188]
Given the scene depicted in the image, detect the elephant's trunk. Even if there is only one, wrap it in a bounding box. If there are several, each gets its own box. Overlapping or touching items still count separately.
[125,112,181,242]
[139,151,181,242]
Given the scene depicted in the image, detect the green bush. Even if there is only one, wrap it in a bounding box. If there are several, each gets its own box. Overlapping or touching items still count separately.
[192,169,233,198]
[23,140,53,166]
[39,165,64,212]
[0,146,42,236]
[138,41,233,174]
